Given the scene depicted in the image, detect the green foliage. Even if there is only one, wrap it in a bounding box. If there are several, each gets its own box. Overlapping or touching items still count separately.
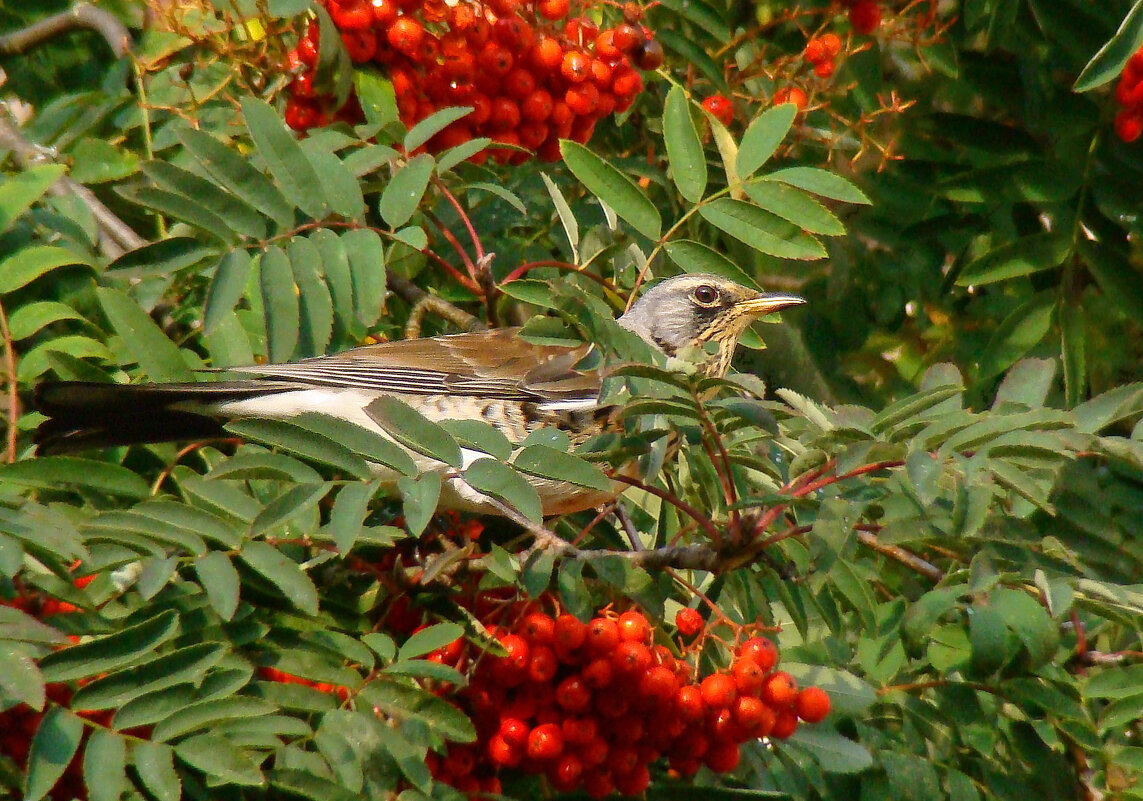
[1,2,1143,801]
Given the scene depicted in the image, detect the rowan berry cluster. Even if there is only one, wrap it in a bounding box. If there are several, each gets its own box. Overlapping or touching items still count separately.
[422,599,831,798]
[1114,46,1143,143]
[284,0,662,163]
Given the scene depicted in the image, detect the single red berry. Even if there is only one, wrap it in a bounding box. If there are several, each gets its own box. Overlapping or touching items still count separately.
[700,673,737,708]
[611,640,652,675]
[803,37,828,64]
[675,608,703,637]
[522,89,554,121]
[561,50,592,83]
[499,717,530,749]
[701,93,734,126]
[773,86,808,110]
[849,1,882,34]
[814,59,836,78]
[518,121,550,149]
[531,35,565,71]
[341,29,377,62]
[566,82,600,115]
[329,0,372,30]
[503,68,537,100]
[487,733,521,766]
[527,722,565,760]
[555,613,588,651]
[738,636,779,672]
[586,617,620,654]
[614,763,651,795]
[820,32,843,57]
[549,752,584,790]
[731,658,766,696]
[639,665,679,703]
[561,715,597,745]
[478,41,514,76]
[387,17,424,56]
[594,30,620,59]
[612,23,642,53]
[617,610,651,643]
[489,97,521,131]
[732,695,775,736]
[538,0,570,20]
[675,684,707,721]
[590,58,613,87]
[795,686,831,723]
[528,645,559,682]
[494,17,534,49]
[704,741,740,773]
[556,676,592,712]
[762,671,798,708]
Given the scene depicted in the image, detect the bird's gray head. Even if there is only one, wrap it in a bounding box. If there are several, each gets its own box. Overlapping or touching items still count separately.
[618,274,805,356]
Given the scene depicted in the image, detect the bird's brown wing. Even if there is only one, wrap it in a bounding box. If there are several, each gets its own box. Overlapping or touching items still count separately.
[225,328,602,403]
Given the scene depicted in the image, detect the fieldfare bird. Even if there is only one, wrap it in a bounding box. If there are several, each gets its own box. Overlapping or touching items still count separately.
[33,274,804,514]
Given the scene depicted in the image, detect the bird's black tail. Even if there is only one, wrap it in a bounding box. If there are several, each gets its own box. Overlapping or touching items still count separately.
[32,381,296,455]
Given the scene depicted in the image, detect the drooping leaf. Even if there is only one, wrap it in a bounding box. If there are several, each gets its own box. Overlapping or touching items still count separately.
[0,164,66,234]
[259,245,300,362]
[0,245,88,294]
[561,141,662,240]
[25,706,84,801]
[1074,0,1143,91]
[242,541,321,616]
[379,153,435,228]
[96,286,195,381]
[195,551,241,621]
[40,610,180,683]
[736,103,797,179]
[699,198,826,260]
[241,97,327,219]
[364,396,463,468]
[463,458,543,522]
[663,86,707,203]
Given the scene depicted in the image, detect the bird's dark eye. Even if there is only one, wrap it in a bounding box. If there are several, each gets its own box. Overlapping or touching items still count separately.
[692,285,719,305]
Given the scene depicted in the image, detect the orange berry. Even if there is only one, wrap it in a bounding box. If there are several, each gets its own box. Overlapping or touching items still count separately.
[700,673,737,708]
[538,0,570,20]
[701,93,734,125]
[565,81,600,115]
[675,608,703,637]
[820,32,842,57]
[814,59,835,78]
[796,686,832,722]
[762,671,798,708]
[387,17,424,56]
[561,50,591,82]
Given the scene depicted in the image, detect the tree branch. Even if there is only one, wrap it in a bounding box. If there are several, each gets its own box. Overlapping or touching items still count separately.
[0,3,132,58]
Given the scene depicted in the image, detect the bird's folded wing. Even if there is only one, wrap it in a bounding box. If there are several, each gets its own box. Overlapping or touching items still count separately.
[224,328,602,402]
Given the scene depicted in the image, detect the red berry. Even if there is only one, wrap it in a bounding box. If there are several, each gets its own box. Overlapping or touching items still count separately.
[639,665,679,703]
[489,97,521,131]
[795,686,831,722]
[849,1,882,34]
[803,37,828,64]
[675,608,703,637]
[582,655,614,688]
[617,610,651,643]
[701,93,734,126]
[561,716,597,745]
[556,676,592,712]
[478,42,514,76]
[531,35,564,71]
[675,685,707,722]
[1115,109,1143,143]
[555,613,588,651]
[732,696,776,736]
[820,32,843,57]
[611,640,652,675]
[731,658,766,695]
[566,82,600,115]
[614,763,651,795]
[341,29,377,62]
[704,741,740,773]
[561,50,591,83]
[700,673,737,709]
[370,0,397,25]
[521,612,556,644]
[487,734,520,765]
[814,59,836,78]
[584,771,614,799]
[586,617,620,654]
[528,645,558,682]
[329,0,372,30]
[773,86,808,110]
[494,17,534,49]
[762,671,798,708]
[612,23,642,53]
[388,17,425,57]
[738,636,779,672]
[549,752,584,790]
[521,89,554,121]
[499,717,530,749]
[594,30,620,59]
[538,0,570,20]
[527,723,565,760]
[518,121,550,150]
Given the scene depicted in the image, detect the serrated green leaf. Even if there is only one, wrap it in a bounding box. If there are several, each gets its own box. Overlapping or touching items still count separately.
[405,106,474,152]
[364,396,462,468]
[300,141,366,221]
[242,97,326,219]
[293,412,418,475]
[397,473,441,537]
[6,301,84,340]
[699,198,826,260]
[976,293,1055,380]
[541,172,579,259]
[736,103,797,178]
[399,622,464,660]
[97,286,195,381]
[242,540,320,615]
[561,141,661,240]
[133,741,182,801]
[379,154,435,228]
[287,236,334,357]
[72,643,227,710]
[143,161,267,239]
[0,245,88,294]
[663,86,707,203]
[764,166,871,204]
[226,418,370,478]
[0,645,45,709]
[121,185,238,244]
[259,245,300,362]
[40,610,179,683]
[175,733,266,785]
[358,680,476,743]
[663,239,758,288]
[956,232,1071,286]
[439,419,513,461]
[0,164,66,234]
[512,444,611,490]
[154,697,278,742]
[0,457,151,498]
[84,729,128,801]
[195,551,241,621]
[328,480,381,553]
[744,181,845,236]
[784,726,874,774]
[463,458,543,522]
[25,706,84,801]
[178,127,295,229]
[204,249,253,336]
[251,483,329,536]
[341,227,386,326]
[106,236,217,279]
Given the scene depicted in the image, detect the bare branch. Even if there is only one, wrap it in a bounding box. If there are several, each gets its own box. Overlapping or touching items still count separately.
[0,3,132,58]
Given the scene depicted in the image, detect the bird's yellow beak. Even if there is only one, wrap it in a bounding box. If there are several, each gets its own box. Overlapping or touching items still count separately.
[736,292,807,318]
